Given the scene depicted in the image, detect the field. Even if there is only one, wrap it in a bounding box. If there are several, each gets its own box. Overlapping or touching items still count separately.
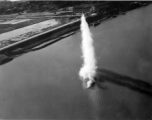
[0,13,57,34]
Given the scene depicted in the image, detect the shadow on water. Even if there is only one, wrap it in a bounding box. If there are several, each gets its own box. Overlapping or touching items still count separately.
[88,69,152,120]
[95,68,152,97]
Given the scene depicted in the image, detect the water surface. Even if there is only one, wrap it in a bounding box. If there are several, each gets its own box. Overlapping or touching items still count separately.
[0,5,152,119]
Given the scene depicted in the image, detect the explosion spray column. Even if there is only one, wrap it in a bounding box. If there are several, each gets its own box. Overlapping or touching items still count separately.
[79,14,97,88]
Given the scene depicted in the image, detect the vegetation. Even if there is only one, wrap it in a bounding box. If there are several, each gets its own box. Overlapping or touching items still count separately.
[0,1,101,15]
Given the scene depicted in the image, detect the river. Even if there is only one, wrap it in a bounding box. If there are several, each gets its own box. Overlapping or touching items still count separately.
[0,4,152,119]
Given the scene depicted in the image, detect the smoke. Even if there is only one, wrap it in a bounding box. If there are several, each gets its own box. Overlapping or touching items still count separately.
[79,14,97,88]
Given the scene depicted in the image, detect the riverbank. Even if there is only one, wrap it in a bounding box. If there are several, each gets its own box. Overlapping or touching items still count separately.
[0,17,79,49]
[0,1,151,50]
[0,11,79,34]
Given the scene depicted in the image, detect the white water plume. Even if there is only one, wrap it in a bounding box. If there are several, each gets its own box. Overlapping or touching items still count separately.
[79,14,97,88]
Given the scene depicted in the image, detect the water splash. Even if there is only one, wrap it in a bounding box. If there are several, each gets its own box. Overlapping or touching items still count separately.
[79,14,97,88]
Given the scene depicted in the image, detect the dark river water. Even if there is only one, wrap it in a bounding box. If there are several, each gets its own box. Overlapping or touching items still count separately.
[0,5,152,119]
